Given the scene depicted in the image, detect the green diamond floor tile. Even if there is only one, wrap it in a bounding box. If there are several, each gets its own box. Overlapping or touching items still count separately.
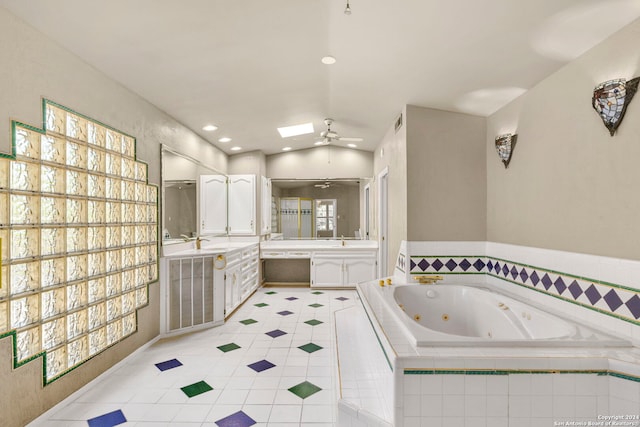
[308,303,324,308]
[304,319,324,326]
[239,318,258,325]
[217,342,241,353]
[181,380,213,398]
[298,343,323,353]
[265,291,277,295]
[311,291,324,295]
[288,380,322,399]
[254,303,269,307]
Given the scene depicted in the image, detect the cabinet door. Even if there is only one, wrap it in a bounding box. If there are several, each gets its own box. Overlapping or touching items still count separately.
[228,174,256,235]
[311,257,343,287]
[199,174,227,235]
[261,176,271,235]
[224,263,242,317]
[344,256,377,286]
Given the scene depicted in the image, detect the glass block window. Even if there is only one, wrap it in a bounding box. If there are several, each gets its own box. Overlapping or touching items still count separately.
[0,100,158,383]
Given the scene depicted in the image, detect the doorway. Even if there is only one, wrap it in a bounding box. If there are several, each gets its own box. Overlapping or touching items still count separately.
[378,168,389,277]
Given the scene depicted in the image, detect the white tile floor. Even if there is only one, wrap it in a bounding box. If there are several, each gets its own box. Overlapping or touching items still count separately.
[29,287,359,427]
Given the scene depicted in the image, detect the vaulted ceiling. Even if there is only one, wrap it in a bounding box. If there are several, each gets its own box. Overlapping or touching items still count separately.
[2,0,639,154]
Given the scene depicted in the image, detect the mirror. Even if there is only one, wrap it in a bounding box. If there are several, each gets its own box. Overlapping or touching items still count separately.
[271,179,370,240]
[161,145,227,244]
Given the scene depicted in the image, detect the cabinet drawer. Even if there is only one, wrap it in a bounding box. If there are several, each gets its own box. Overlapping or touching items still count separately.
[225,249,243,266]
[243,244,259,258]
[287,250,311,258]
[261,250,286,258]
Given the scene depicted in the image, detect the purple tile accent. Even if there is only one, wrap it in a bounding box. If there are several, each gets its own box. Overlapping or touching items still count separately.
[87,410,127,427]
[247,359,276,372]
[458,259,471,271]
[486,260,493,271]
[553,277,567,295]
[603,289,624,312]
[335,297,349,301]
[568,280,583,299]
[501,264,509,276]
[519,268,529,282]
[472,259,485,271]
[410,259,417,270]
[585,284,602,305]
[285,297,299,301]
[625,295,640,319]
[417,259,430,271]
[215,410,256,427]
[277,310,293,316]
[493,262,500,274]
[541,273,553,290]
[529,271,540,286]
[510,266,519,280]
[155,358,183,372]
[265,329,287,338]
[445,259,458,271]
[431,259,444,271]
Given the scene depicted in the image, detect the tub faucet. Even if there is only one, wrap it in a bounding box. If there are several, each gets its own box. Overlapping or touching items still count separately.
[414,275,443,285]
[341,235,345,246]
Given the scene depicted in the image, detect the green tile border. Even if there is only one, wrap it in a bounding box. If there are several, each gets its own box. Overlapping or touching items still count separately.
[404,368,640,383]
[0,98,159,386]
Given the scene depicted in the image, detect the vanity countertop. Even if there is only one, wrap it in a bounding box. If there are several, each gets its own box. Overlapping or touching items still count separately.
[162,239,259,258]
[260,239,378,251]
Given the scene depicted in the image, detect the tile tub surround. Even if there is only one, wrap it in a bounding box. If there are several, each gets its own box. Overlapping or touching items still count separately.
[28,288,357,427]
[357,278,640,426]
[394,241,640,344]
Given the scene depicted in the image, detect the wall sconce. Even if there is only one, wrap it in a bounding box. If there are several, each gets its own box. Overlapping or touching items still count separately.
[495,133,517,168]
[592,77,640,136]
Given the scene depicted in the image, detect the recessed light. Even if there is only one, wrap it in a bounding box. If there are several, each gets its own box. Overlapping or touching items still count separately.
[277,122,314,138]
[321,56,336,65]
[347,143,357,148]
[202,125,218,131]
[218,137,232,143]
[230,146,242,151]
[282,147,292,151]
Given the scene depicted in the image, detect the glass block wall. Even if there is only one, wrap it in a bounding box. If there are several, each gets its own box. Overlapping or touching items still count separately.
[0,100,158,383]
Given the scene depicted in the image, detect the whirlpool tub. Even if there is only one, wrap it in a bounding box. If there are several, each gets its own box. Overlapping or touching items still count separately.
[367,283,630,347]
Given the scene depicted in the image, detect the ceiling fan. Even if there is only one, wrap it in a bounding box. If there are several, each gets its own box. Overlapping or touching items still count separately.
[314,181,332,189]
[315,118,363,146]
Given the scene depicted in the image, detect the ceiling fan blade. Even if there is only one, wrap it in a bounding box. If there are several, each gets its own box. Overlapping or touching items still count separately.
[337,136,363,142]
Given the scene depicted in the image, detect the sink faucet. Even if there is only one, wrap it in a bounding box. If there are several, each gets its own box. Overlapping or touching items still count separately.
[180,234,208,249]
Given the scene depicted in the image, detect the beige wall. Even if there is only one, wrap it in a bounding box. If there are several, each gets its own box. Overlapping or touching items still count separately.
[373,107,408,275]
[266,146,373,179]
[487,18,640,260]
[0,7,227,426]
[406,105,486,241]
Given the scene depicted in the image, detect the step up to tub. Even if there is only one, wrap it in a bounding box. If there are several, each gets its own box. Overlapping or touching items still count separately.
[335,303,394,426]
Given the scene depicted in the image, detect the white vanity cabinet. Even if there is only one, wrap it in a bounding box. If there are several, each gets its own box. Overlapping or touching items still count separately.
[311,251,377,287]
[261,176,272,235]
[228,174,256,235]
[224,243,260,317]
[161,255,224,335]
[199,174,228,235]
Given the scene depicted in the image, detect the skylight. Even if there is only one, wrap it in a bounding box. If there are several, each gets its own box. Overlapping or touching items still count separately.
[277,122,314,138]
